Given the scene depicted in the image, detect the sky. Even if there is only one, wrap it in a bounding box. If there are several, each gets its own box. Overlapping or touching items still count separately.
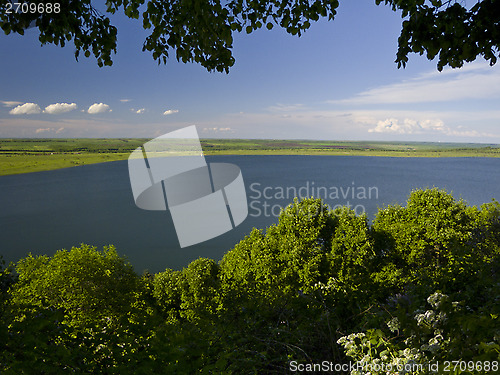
[1,1,500,142]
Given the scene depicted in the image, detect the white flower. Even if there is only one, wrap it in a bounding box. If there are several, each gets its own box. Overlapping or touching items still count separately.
[427,292,448,309]
[387,317,400,332]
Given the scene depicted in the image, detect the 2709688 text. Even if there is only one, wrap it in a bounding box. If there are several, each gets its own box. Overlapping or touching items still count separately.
[4,2,60,14]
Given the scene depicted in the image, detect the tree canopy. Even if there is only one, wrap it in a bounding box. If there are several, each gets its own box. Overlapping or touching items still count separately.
[10,244,139,327]
[1,0,499,72]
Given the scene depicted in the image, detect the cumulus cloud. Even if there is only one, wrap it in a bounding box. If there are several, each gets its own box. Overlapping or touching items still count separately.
[44,103,78,114]
[368,118,445,134]
[163,109,179,115]
[9,103,42,115]
[1,100,23,107]
[366,116,490,138]
[135,108,146,114]
[87,103,111,114]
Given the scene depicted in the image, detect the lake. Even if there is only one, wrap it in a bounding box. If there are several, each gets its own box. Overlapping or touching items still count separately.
[1,155,499,273]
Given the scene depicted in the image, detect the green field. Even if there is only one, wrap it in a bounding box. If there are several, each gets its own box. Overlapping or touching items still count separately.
[0,138,143,176]
[201,139,500,156]
[1,138,500,176]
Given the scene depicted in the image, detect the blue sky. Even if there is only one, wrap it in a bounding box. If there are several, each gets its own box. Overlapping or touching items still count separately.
[1,1,499,142]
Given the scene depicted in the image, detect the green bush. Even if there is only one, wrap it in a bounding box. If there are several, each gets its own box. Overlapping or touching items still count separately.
[10,244,139,327]
[372,188,500,297]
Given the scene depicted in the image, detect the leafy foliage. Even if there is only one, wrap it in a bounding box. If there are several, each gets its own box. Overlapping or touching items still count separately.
[377,0,500,71]
[1,189,499,373]
[372,188,500,297]
[0,255,16,306]
[221,198,336,298]
[10,244,139,327]
[1,0,117,67]
[340,189,500,374]
[2,0,498,71]
[338,287,500,374]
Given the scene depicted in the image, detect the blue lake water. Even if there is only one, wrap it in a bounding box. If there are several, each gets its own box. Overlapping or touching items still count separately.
[1,156,499,273]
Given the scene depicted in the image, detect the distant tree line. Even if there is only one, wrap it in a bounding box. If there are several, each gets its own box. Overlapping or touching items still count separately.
[1,188,499,373]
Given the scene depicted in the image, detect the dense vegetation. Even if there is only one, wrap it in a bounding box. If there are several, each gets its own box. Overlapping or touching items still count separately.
[1,188,499,373]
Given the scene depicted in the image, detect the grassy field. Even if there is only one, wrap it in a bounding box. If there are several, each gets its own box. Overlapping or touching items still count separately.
[1,138,500,176]
[202,139,500,156]
[0,138,145,176]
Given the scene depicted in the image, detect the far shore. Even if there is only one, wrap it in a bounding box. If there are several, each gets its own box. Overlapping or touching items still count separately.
[1,138,499,176]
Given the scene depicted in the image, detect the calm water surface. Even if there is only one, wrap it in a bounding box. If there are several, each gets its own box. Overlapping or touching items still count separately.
[1,156,499,273]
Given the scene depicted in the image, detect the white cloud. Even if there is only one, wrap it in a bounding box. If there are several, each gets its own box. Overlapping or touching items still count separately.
[357,111,496,138]
[120,99,131,102]
[368,118,445,134]
[44,102,78,114]
[135,108,146,114]
[1,100,23,107]
[9,103,42,115]
[34,127,66,134]
[87,103,111,114]
[202,127,233,133]
[332,62,500,105]
[163,109,179,115]
[35,128,52,133]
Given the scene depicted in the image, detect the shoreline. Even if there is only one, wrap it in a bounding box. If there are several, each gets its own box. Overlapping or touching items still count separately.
[1,138,500,176]
[2,150,500,177]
